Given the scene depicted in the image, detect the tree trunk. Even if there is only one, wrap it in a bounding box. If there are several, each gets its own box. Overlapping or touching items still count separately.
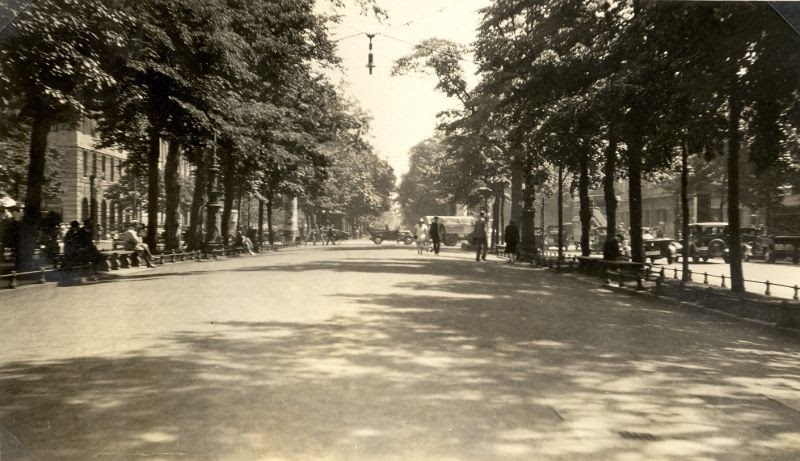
[146,130,160,252]
[221,154,236,246]
[603,127,618,237]
[557,164,564,261]
[520,166,536,259]
[491,183,501,249]
[579,150,591,257]
[266,190,274,245]
[17,115,51,270]
[681,138,691,282]
[187,153,207,251]
[627,134,644,263]
[728,89,744,292]
[510,159,523,223]
[258,198,264,246]
[163,141,181,251]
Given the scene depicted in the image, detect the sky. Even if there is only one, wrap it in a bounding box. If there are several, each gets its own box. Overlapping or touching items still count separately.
[322,0,491,181]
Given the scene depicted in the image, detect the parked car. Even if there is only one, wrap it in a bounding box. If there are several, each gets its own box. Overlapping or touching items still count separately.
[756,234,800,264]
[368,228,414,245]
[684,222,752,263]
[643,237,682,264]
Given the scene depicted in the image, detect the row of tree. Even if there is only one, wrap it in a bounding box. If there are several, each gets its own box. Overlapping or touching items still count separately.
[394,0,800,292]
[0,0,394,270]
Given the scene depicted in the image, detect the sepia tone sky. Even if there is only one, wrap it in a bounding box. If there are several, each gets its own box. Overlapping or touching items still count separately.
[325,0,490,180]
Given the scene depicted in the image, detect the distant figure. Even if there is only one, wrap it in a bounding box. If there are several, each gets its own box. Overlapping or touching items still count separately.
[121,222,156,268]
[603,234,627,261]
[429,216,446,256]
[504,219,520,264]
[414,218,428,255]
[64,219,101,267]
[235,230,255,255]
[473,211,488,261]
[325,225,337,246]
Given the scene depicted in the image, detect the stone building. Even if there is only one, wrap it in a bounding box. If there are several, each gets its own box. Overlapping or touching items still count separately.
[47,118,191,238]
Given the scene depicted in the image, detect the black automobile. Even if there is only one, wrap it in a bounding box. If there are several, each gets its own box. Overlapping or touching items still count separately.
[757,234,800,264]
[685,222,752,263]
[369,228,414,245]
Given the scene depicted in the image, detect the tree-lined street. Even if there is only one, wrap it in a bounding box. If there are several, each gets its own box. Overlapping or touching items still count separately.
[1,244,800,460]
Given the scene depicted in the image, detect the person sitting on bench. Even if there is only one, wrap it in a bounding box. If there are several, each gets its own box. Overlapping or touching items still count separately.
[121,222,156,268]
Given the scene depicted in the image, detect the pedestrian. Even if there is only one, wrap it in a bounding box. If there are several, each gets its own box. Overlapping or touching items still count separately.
[325,225,337,246]
[504,219,520,264]
[473,211,488,261]
[429,216,446,255]
[63,220,81,267]
[121,222,156,268]
[414,218,428,255]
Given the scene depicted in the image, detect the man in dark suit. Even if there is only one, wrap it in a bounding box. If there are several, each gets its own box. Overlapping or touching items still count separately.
[429,216,446,255]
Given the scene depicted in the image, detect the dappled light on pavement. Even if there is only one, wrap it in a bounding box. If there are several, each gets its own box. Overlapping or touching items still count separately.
[0,245,799,460]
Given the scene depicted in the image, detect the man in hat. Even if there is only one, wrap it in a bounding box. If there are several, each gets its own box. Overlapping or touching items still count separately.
[429,216,446,256]
[473,211,488,261]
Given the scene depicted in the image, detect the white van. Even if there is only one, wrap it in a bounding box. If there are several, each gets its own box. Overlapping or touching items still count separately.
[424,215,476,246]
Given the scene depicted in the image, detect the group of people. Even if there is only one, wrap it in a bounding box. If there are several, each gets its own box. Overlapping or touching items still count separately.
[412,216,447,256]
[410,212,522,264]
[306,225,339,246]
[473,211,521,264]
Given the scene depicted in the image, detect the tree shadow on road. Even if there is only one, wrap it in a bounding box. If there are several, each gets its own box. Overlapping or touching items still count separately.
[2,256,800,460]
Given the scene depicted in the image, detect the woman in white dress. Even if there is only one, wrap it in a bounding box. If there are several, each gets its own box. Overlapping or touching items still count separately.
[414,218,429,255]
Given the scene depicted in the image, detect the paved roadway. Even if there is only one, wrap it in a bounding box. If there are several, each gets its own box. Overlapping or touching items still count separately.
[1,241,800,460]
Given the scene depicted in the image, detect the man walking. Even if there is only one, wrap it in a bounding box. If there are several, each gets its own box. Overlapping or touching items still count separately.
[473,211,488,261]
[429,216,446,255]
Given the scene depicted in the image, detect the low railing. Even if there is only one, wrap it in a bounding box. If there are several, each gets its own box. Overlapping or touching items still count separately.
[652,266,799,301]
[0,263,94,289]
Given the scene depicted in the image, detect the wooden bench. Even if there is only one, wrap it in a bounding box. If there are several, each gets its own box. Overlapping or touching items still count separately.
[603,260,648,290]
[577,256,649,290]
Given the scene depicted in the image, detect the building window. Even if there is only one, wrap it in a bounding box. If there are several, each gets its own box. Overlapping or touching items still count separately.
[82,151,88,177]
[101,156,106,177]
[110,158,115,182]
[92,153,97,176]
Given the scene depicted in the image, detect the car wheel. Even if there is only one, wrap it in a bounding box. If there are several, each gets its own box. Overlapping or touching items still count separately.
[765,248,776,263]
[404,237,413,245]
[373,237,383,245]
[444,235,459,246]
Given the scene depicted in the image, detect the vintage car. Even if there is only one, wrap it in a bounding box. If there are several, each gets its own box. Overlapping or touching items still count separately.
[643,237,682,264]
[368,228,414,245]
[684,222,753,263]
[758,235,800,264]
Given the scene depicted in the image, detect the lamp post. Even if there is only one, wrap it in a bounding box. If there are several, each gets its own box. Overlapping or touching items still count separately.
[204,133,223,253]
